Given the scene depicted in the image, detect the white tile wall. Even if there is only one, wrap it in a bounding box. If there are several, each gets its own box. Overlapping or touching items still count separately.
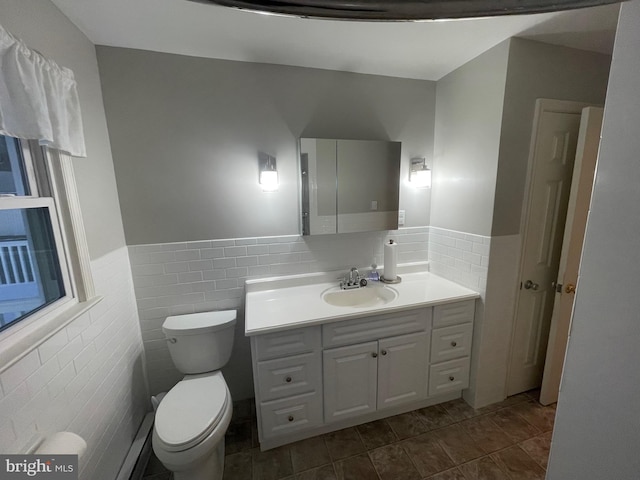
[428,226,491,294]
[0,246,147,480]
[128,227,430,397]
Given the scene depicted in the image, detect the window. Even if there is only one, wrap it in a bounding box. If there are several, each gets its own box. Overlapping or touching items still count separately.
[0,134,94,341]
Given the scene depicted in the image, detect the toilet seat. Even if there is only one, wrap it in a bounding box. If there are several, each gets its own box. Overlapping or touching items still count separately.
[154,371,229,452]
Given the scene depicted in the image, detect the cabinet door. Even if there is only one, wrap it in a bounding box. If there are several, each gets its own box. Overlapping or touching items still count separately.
[377,332,430,410]
[323,341,378,422]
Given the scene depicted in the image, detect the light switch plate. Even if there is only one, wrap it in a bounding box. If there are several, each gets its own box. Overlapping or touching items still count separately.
[398,209,405,226]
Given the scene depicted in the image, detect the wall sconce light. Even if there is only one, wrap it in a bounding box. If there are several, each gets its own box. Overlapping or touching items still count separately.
[258,152,278,192]
[409,157,431,188]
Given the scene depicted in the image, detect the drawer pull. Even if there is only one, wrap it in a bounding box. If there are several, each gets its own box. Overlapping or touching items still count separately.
[371,352,378,358]
[288,415,294,422]
[285,376,292,383]
[449,376,455,381]
[451,341,457,347]
[380,349,387,356]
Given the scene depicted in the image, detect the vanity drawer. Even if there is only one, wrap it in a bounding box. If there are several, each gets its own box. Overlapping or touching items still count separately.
[254,326,321,361]
[428,358,470,396]
[433,300,475,328]
[322,308,431,348]
[257,352,322,402]
[259,391,323,439]
[431,323,473,363]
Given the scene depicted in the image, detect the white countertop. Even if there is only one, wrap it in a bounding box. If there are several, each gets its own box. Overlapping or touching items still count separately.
[245,270,480,336]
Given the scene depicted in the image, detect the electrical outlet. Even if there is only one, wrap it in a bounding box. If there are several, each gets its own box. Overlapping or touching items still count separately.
[398,209,405,226]
[370,200,378,211]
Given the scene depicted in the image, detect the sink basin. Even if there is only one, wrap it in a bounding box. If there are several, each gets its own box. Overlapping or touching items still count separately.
[322,285,398,308]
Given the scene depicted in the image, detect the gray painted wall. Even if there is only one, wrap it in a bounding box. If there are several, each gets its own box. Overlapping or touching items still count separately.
[547,2,640,477]
[431,41,510,237]
[492,38,611,236]
[96,47,435,245]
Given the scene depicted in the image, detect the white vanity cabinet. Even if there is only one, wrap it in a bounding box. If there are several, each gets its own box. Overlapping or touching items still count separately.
[323,331,430,422]
[428,301,474,396]
[249,299,476,450]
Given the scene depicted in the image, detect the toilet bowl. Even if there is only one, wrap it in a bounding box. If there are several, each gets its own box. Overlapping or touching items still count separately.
[152,310,236,480]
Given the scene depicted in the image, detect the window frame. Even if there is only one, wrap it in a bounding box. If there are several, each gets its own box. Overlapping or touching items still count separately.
[0,137,98,367]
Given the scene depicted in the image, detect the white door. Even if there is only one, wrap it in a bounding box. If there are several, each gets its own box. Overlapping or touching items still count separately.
[539,107,604,405]
[323,341,377,422]
[377,332,429,410]
[507,99,587,396]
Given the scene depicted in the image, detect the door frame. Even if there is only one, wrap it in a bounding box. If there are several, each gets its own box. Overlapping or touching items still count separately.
[504,98,591,398]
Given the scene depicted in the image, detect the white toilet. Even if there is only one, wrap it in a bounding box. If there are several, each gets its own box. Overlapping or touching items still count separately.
[152,310,236,480]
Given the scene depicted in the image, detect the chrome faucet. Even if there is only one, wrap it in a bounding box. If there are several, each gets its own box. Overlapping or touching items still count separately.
[340,267,367,290]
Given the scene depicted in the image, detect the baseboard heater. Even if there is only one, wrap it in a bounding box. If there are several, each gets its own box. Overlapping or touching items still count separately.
[116,413,154,480]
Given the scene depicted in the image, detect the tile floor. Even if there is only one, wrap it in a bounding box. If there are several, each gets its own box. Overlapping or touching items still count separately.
[143,390,555,480]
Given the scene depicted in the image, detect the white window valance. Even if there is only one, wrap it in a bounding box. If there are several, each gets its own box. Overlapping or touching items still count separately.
[0,24,86,157]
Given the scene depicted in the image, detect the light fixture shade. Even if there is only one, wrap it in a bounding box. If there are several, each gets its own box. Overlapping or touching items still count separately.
[410,157,432,188]
[412,168,432,188]
[260,170,279,191]
[258,152,279,191]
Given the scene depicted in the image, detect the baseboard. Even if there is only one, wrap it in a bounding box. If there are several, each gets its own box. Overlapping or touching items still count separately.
[116,413,154,480]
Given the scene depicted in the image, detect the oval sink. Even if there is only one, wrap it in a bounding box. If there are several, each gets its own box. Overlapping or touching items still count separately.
[322,285,398,308]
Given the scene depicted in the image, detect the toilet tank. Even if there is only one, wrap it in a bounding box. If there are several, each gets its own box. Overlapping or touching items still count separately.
[162,310,236,374]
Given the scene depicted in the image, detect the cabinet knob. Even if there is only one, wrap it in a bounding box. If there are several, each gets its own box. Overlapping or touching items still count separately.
[371,352,378,358]
[381,349,387,356]
[285,376,292,383]
[451,341,457,347]
[288,415,294,422]
[449,376,455,382]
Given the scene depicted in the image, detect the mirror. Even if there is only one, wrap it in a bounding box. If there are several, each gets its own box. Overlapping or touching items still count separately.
[300,138,401,235]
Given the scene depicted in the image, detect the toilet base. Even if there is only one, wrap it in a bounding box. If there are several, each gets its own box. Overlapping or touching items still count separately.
[172,441,225,480]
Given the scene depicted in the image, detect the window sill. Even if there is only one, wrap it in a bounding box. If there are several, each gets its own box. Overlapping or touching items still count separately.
[0,295,104,372]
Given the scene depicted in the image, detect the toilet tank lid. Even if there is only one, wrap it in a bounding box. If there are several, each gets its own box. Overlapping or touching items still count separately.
[163,310,237,335]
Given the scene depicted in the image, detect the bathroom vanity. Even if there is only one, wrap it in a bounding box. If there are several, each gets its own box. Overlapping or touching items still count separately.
[244,268,480,450]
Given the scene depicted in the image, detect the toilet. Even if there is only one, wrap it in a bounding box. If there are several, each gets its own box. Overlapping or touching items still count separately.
[152,310,236,480]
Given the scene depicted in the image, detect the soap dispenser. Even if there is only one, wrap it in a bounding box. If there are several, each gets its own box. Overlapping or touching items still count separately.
[368,264,380,282]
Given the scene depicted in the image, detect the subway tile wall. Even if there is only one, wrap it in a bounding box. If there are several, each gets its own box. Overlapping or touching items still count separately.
[128,227,430,396]
[428,226,491,295]
[0,247,148,480]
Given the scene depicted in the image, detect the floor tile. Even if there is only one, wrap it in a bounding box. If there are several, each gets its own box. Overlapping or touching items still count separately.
[510,401,556,433]
[491,445,546,480]
[252,446,294,480]
[356,419,397,450]
[289,436,331,473]
[475,393,531,414]
[142,473,171,480]
[323,427,366,461]
[400,432,454,477]
[226,419,254,455]
[232,398,255,422]
[519,432,552,469]
[413,404,455,430]
[440,398,479,422]
[386,411,430,439]
[295,464,338,480]
[333,453,379,480]
[433,424,485,465]
[223,450,253,480]
[461,415,512,454]
[143,454,169,476]
[458,456,510,480]
[426,467,466,480]
[369,443,421,480]
[489,407,541,443]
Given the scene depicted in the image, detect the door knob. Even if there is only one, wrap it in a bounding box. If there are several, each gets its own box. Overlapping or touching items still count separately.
[523,280,539,290]
[565,283,576,294]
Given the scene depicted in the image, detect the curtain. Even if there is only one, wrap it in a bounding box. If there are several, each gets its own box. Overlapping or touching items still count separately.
[0,24,86,157]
